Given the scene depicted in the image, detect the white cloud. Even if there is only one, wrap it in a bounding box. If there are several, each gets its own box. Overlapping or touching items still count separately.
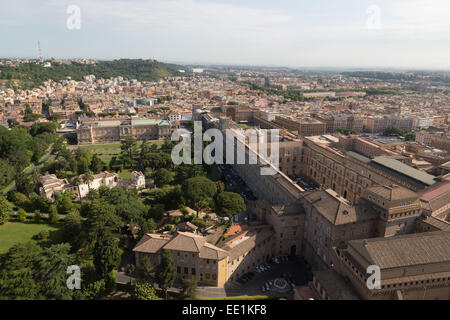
[0,0,449,68]
[386,0,450,35]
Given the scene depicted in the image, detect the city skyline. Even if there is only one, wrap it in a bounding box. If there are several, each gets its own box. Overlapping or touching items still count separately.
[1,0,450,70]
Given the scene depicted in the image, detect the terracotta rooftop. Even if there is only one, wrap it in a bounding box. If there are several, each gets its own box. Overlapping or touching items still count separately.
[421,182,450,201]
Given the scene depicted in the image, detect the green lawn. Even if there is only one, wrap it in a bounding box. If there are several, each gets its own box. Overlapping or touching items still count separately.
[99,155,114,164]
[79,143,122,151]
[0,222,60,254]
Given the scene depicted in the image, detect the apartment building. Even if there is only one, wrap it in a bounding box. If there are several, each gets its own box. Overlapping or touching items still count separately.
[364,116,416,133]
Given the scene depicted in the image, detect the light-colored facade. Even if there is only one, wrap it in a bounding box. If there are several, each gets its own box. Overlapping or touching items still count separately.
[76,119,170,145]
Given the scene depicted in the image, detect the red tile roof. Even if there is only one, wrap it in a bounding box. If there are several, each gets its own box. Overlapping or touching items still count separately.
[421,182,450,201]
[225,223,248,237]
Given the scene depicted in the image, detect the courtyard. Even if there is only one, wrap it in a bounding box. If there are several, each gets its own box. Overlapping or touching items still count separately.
[196,255,312,299]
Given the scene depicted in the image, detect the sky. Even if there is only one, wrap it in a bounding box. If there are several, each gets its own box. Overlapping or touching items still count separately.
[1,0,450,69]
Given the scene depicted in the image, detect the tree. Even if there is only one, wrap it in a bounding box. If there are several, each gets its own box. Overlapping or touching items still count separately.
[384,126,405,137]
[404,132,416,141]
[61,208,82,250]
[216,181,225,193]
[147,203,165,222]
[183,176,217,217]
[58,194,73,215]
[181,277,198,299]
[0,159,15,188]
[105,270,117,293]
[0,196,13,225]
[36,229,50,240]
[17,208,27,222]
[215,192,246,217]
[0,241,42,299]
[153,168,173,187]
[90,154,104,174]
[133,279,158,300]
[35,243,75,300]
[155,249,176,300]
[93,232,121,278]
[48,204,59,225]
[15,172,34,196]
[33,210,41,223]
[7,118,19,128]
[11,192,31,211]
[85,200,121,246]
[82,171,94,192]
[120,135,138,168]
[86,188,99,201]
[174,164,204,183]
[140,218,157,237]
[138,256,155,279]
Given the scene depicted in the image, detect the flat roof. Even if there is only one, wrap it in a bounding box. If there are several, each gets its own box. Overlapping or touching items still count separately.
[131,119,169,126]
[371,156,437,186]
[346,151,371,164]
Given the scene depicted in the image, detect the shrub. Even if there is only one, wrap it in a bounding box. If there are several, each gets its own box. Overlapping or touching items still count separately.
[33,210,42,223]
[36,229,50,240]
[17,208,27,222]
[127,264,136,276]
[105,270,117,293]
[179,205,189,216]
[133,279,158,300]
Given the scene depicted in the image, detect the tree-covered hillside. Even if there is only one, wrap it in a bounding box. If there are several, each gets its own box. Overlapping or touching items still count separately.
[0,59,187,89]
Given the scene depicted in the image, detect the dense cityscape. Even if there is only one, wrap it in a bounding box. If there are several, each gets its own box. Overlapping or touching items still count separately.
[1,1,450,312]
[0,57,449,302]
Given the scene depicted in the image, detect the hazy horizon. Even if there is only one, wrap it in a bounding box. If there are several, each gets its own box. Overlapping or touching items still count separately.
[1,0,450,70]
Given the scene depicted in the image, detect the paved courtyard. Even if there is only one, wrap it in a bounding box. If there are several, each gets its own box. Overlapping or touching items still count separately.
[196,255,312,299]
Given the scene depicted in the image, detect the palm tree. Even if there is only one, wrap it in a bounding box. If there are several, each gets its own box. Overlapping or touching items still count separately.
[82,171,94,194]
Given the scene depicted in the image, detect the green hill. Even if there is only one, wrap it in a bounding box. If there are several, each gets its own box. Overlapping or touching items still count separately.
[0,59,188,90]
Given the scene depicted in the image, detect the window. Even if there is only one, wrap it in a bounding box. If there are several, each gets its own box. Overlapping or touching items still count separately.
[191,268,196,275]
[206,273,210,279]
[177,266,181,273]
[184,267,188,274]
[212,274,217,280]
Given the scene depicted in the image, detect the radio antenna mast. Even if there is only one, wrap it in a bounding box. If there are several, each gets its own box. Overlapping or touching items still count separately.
[38,40,43,63]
